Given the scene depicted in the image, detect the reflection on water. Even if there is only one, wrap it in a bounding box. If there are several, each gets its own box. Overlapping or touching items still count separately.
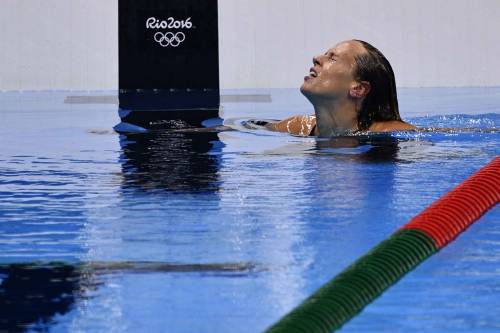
[118,130,223,192]
[0,263,95,332]
[0,260,260,332]
[315,135,402,163]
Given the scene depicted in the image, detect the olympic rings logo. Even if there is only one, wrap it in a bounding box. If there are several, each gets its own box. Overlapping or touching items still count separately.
[153,32,186,47]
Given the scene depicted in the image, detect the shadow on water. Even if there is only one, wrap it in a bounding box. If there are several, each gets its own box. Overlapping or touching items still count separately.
[118,130,223,193]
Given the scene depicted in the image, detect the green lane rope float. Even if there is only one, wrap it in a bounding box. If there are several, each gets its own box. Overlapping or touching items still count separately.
[266,157,500,333]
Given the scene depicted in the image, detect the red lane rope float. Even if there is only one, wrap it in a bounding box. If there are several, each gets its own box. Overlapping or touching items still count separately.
[266,157,500,333]
[401,156,500,248]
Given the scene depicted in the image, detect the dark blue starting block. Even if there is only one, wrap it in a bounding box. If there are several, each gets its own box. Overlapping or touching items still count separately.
[115,0,220,132]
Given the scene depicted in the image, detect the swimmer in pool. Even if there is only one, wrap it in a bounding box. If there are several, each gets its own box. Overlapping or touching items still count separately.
[262,39,416,137]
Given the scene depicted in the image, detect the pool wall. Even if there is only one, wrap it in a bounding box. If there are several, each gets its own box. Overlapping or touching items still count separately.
[1,0,500,91]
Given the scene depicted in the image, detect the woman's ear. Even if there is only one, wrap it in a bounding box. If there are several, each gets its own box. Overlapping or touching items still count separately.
[349,81,371,98]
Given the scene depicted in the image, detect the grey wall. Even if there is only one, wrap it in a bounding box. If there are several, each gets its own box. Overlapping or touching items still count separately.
[0,0,117,91]
[1,0,499,90]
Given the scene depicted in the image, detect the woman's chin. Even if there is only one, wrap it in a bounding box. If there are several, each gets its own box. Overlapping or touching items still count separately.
[299,83,309,95]
[300,84,314,99]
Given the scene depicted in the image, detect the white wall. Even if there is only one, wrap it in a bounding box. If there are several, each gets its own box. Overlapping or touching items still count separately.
[1,0,499,90]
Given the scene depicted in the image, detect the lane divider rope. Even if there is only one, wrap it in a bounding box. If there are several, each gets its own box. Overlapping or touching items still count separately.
[265,157,500,333]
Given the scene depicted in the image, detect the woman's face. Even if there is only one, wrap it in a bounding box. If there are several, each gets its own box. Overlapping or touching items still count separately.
[300,40,366,102]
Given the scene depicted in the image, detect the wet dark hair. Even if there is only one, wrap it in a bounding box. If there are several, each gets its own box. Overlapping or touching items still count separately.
[353,40,401,130]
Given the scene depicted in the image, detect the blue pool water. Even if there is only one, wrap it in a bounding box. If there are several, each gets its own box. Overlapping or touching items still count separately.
[0,87,499,332]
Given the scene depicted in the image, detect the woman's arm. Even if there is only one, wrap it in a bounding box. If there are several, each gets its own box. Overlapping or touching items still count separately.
[267,115,317,136]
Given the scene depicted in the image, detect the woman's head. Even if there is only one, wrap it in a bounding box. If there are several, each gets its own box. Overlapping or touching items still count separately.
[300,40,401,130]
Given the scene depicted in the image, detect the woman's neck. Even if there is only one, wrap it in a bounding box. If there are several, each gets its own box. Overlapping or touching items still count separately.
[313,99,359,137]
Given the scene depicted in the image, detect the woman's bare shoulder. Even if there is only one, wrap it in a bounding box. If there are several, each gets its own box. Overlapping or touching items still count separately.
[368,120,416,132]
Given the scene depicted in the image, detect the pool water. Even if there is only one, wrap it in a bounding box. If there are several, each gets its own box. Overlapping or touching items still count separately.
[0,88,499,332]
